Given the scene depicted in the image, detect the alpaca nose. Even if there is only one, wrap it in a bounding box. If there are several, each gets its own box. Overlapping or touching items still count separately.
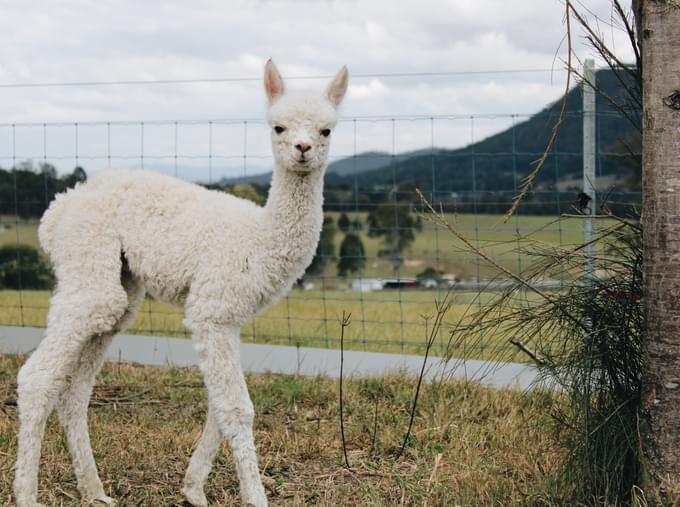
[295,143,312,154]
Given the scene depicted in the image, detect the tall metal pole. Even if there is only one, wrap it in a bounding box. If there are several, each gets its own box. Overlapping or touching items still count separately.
[582,59,596,279]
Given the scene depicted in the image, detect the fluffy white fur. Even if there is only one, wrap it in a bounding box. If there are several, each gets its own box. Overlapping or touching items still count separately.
[13,60,348,507]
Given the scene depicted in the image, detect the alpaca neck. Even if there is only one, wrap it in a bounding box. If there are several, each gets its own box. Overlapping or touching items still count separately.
[263,165,325,267]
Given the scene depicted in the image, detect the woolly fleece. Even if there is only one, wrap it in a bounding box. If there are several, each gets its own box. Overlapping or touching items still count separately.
[13,60,349,507]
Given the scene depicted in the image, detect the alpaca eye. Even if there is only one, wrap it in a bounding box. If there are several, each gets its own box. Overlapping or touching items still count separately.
[320,128,331,137]
[274,126,286,134]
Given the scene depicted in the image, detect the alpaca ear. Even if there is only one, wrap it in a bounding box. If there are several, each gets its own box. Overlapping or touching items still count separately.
[326,65,349,108]
[264,59,285,104]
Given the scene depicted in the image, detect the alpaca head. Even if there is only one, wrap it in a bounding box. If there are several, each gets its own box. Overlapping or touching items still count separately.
[264,59,348,175]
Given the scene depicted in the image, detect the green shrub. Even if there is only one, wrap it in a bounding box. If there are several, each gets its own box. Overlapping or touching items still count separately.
[0,244,54,289]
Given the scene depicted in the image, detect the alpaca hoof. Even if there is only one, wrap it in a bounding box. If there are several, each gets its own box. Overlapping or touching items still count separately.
[16,502,46,507]
[243,492,268,507]
[181,485,208,507]
[91,494,116,506]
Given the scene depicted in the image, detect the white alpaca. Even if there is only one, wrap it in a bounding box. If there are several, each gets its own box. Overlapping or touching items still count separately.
[13,59,348,507]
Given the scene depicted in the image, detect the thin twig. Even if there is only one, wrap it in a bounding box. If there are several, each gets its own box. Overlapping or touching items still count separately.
[613,0,641,68]
[418,187,618,337]
[395,297,449,460]
[504,0,573,220]
[419,189,558,303]
[338,311,352,468]
[509,339,548,366]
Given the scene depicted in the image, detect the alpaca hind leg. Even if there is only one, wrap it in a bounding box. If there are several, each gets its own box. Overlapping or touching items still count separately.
[182,405,222,507]
[189,321,267,507]
[56,279,144,505]
[14,284,129,507]
[56,334,116,505]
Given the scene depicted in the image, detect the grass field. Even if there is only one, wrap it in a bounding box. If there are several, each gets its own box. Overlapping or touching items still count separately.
[324,211,587,279]
[0,289,529,361]
[0,213,593,360]
[0,220,41,251]
[0,354,570,506]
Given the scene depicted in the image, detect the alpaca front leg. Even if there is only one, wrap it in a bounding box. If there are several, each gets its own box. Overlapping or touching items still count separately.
[190,322,267,507]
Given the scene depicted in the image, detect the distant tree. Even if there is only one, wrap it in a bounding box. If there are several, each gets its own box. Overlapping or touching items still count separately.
[338,212,351,233]
[15,160,35,172]
[396,179,419,197]
[0,244,54,289]
[365,201,416,269]
[72,166,87,182]
[416,266,443,282]
[61,166,87,187]
[366,212,381,237]
[38,163,57,179]
[337,233,365,277]
[306,216,337,277]
[0,163,88,218]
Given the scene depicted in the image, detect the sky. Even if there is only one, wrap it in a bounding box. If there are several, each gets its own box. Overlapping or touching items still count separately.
[0,0,637,179]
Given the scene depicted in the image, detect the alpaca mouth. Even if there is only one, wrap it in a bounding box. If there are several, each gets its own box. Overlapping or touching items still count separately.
[293,167,313,175]
[293,158,313,172]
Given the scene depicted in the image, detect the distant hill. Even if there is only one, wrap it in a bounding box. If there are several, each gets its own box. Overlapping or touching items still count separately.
[325,150,393,176]
[222,68,640,193]
[327,68,640,193]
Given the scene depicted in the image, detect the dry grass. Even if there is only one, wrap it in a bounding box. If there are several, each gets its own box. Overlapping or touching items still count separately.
[0,354,566,506]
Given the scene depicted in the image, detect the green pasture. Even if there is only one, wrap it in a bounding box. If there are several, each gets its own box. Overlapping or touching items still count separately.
[0,213,596,361]
[325,211,589,279]
[0,288,536,361]
[0,219,41,250]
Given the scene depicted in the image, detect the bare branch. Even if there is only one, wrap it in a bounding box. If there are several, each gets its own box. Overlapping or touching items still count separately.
[395,297,450,460]
[504,0,573,220]
[418,188,601,336]
[338,311,352,468]
[509,339,548,366]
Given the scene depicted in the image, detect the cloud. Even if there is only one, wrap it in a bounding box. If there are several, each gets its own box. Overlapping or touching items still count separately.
[0,0,637,175]
[348,79,389,100]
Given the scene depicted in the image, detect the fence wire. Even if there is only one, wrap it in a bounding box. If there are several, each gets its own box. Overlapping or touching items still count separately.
[0,110,641,359]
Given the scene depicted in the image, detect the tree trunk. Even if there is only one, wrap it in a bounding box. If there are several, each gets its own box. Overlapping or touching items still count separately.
[640,0,680,492]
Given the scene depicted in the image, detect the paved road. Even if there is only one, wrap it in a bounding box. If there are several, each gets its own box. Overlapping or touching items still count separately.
[0,325,542,390]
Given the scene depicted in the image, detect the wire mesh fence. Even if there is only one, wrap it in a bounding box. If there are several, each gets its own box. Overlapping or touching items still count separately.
[0,101,641,358]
